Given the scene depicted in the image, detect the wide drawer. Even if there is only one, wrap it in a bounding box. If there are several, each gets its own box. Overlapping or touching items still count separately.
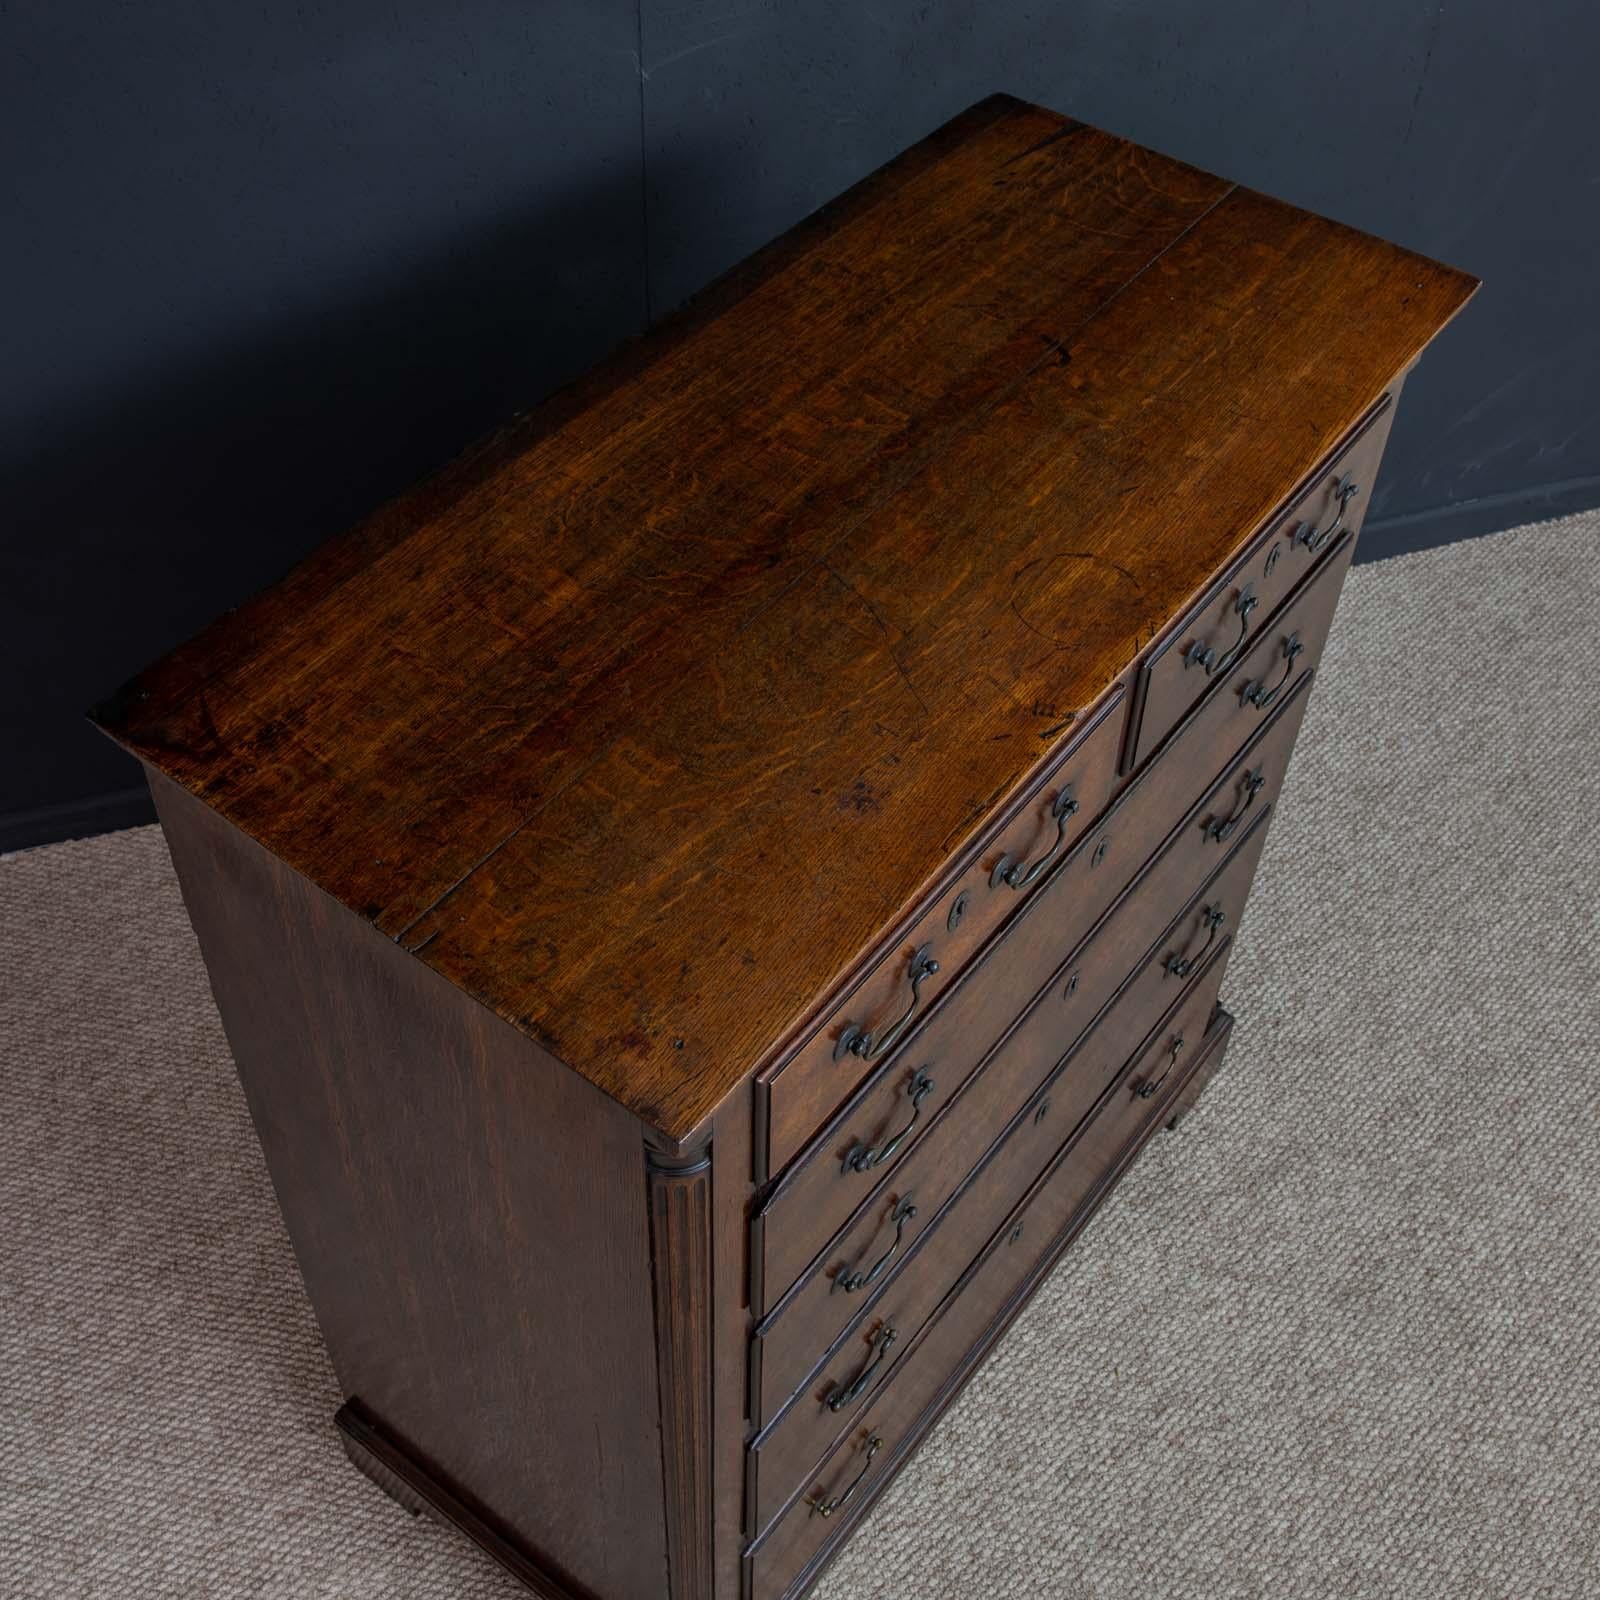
[746,908,1247,1534]
[754,687,1127,1182]
[1123,389,1396,773]
[751,636,1320,1358]
[744,984,1234,1600]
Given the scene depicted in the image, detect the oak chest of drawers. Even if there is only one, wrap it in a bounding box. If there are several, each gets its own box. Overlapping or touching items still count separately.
[93,96,1475,1600]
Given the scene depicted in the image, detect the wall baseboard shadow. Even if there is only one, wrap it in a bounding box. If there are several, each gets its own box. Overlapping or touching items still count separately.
[2,786,155,856]
[7,472,1599,856]
[1359,472,1600,562]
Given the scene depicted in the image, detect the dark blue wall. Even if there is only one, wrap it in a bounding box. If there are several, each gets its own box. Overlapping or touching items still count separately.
[4,3,1594,850]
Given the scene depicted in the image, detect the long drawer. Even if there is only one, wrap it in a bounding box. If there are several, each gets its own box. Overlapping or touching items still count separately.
[753,687,1127,1182]
[748,663,1316,1427]
[1122,389,1394,772]
[744,983,1235,1600]
[749,517,1358,1312]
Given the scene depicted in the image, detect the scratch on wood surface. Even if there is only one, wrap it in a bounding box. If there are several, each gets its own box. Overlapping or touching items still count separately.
[1002,121,1086,166]
[821,558,930,721]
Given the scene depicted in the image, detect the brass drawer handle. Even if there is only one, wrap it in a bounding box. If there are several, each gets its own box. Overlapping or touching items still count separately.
[1294,473,1360,554]
[835,944,940,1063]
[1204,765,1265,844]
[1240,631,1304,710]
[1183,583,1259,678]
[811,1433,882,1518]
[826,1323,897,1412]
[991,786,1079,891]
[1135,1033,1185,1099]
[843,1070,934,1174]
[834,1195,917,1294]
[1163,904,1224,979]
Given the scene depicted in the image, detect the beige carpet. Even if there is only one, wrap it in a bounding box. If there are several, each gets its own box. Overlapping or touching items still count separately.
[4,513,1599,1598]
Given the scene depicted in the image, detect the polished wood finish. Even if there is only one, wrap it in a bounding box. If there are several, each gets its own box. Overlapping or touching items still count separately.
[92,98,1474,1600]
[747,922,1246,1532]
[93,96,1475,1149]
[746,671,1312,1436]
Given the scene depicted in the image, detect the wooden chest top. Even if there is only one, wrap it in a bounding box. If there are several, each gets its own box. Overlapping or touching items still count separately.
[94,95,1475,1143]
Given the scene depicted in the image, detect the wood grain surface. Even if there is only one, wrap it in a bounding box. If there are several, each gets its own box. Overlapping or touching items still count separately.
[147,772,669,1600]
[94,95,1477,1142]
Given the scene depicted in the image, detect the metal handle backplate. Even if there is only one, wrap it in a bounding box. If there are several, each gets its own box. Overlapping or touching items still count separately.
[811,1434,882,1518]
[1294,473,1360,553]
[991,786,1079,891]
[1204,765,1265,843]
[843,1070,934,1175]
[826,1324,897,1413]
[1240,631,1304,711]
[835,945,940,1063]
[1163,903,1224,979]
[1135,1032,1185,1100]
[834,1195,917,1294]
[1184,583,1259,678]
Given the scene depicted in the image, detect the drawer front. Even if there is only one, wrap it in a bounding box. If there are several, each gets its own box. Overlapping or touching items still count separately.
[756,687,1127,1182]
[745,983,1233,1600]
[749,667,1317,1419]
[747,917,1246,1533]
[1124,391,1395,773]
[750,529,1356,1313]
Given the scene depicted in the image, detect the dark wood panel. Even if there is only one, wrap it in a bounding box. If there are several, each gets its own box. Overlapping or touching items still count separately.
[95,96,1476,1145]
[335,1401,583,1600]
[147,773,669,1600]
[648,1148,716,1600]
[707,1099,756,1600]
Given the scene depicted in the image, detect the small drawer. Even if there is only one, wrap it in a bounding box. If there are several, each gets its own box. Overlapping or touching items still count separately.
[744,989,1235,1600]
[754,687,1126,1184]
[1123,390,1397,773]
[746,918,1243,1535]
[749,668,1317,1423]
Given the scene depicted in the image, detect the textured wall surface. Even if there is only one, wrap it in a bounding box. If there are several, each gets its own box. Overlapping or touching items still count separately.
[5,2,1595,846]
